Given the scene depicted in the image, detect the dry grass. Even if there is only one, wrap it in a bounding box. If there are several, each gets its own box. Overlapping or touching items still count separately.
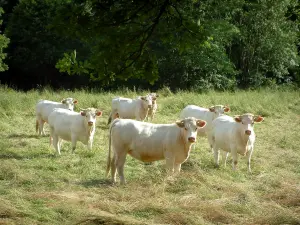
[0,85,299,224]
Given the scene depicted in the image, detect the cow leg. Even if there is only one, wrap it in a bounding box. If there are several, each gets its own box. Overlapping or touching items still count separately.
[41,120,46,135]
[231,150,238,171]
[87,138,93,151]
[221,151,229,167]
[58,138,63,150]
[174,163,182,174]
[71,135,77,153]
[37,119,45,135]
[111,154,117,184]
[116,152,127,185]
[246,149,253,173]
[213,148,220,167]
[165,152,175,175]
[52,134,60,155]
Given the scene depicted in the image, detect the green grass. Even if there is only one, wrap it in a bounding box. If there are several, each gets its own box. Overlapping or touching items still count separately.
[0,85,300,224]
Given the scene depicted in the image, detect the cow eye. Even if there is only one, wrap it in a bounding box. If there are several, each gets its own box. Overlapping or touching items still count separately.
[195,127,197,131]
[184,128,187,131]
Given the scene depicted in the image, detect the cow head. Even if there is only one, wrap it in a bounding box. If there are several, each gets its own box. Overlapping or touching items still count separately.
[61,98,78,111]
[176,117,206,143]
[209,105,230,119]
[80,108,103,127]
[234,113,264,136]
[140,95,153,109]
[148,93,159,103]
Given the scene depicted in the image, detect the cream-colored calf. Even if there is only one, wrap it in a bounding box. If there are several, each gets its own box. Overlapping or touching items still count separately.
[208,113,264,172]
[49,108,102,154]
[107,95,153,124]
[35,98,78,135]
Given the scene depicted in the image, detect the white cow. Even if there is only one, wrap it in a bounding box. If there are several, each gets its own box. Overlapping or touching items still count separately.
[207,113,264,172]
[107,95,153,124]
[145,93,159,121]
[48,108,102,155]
[36,98,78,135]
[106,117,207,184]
[180,104,230,136]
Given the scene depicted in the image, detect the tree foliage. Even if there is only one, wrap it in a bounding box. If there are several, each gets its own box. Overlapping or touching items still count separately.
[0,0,299,90]
[0,7,9,72]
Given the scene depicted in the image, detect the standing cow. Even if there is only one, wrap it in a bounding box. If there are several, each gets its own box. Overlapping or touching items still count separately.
[36,98,78,135]
[48,108,102,155]
[106,117,207,184]
[179,104,230,136]
[207,113,264,172]
[107,95,153,124]
[145,93,159,121]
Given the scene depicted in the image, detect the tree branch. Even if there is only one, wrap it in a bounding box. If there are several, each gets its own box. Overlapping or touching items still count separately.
[117,0,170,74]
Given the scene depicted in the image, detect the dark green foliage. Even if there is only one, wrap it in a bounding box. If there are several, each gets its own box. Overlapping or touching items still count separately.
[229,0,299,88]
[0,0,300,90]
[0,7,9,72]
[4,0,86,86]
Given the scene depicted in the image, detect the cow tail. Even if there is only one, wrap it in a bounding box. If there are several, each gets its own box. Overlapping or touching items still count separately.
[49,126,53,147]
[107,112,112,125]
[36,120,39,133]
[106,119,118,177]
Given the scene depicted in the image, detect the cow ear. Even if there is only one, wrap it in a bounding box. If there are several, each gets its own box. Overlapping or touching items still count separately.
[196,120,206,128]
[152,97,157,100]
[224,106,230,112]
[254,116,264,123]
[96,111,102,117]
[176,120,185,128]
[209,107,215,112]
[234,116,242,123]
[73,100,78,104]
[140,96,146,100]
[61,99,66,104]
[81,111,86,116]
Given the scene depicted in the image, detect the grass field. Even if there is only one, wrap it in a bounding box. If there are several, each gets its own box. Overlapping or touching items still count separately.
[0,85,299,225]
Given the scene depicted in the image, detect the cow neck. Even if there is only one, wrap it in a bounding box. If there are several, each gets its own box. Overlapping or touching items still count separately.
[236,127,250,156]
[83,119,95,137]
[178,128,192,159]
[139,100,149,120]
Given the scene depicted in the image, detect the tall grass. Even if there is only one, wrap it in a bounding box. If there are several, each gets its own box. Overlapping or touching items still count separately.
[0,85,299,224]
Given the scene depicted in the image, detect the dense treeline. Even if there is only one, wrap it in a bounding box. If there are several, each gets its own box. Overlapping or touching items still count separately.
[0,0,299,91]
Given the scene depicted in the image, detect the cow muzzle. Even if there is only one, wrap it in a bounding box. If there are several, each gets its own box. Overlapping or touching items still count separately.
[88,121,93,126]
[245,130,251,135]
[188,137,196,143]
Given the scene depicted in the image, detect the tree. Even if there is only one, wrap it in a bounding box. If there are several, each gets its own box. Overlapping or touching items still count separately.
[4,0,86,87]
[228,0,299,88]
[0,7,9,72]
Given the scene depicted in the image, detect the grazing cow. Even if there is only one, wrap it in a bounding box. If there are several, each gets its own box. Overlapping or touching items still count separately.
[207,113,264,172]
[179,104,230,136]
[48,108,102,155]
[145,93,159,121]
[107,95,153,124]
[106,117,207,184]
[36,98,78,135]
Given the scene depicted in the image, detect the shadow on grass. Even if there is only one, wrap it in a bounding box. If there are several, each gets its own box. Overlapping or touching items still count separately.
[76,216,142,225]
[78,179,113,188]
[0,150,56,160]
[8,133,41,139]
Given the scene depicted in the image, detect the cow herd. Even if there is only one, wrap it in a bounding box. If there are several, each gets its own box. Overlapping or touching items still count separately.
[35,93,264,184]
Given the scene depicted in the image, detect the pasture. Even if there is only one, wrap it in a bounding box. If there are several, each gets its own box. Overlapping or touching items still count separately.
[0,86,299,225]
